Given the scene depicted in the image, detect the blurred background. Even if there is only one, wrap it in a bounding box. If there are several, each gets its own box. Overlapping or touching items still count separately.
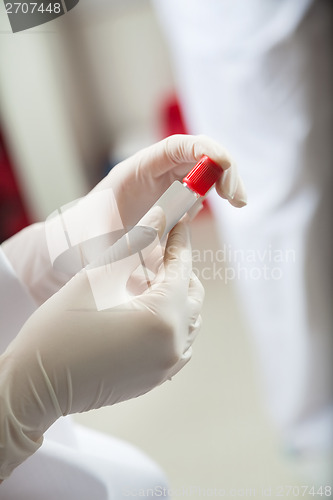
[0,1,331,497]
[0,0,177,233]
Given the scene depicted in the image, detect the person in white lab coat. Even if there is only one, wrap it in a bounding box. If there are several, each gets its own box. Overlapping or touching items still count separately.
[153,0,333,482]
[0,134,246,498]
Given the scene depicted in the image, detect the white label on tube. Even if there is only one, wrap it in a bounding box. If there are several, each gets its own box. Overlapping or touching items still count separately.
[152,181,199,238]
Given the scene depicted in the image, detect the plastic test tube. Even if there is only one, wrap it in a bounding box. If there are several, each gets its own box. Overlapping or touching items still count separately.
[153,155,222,239]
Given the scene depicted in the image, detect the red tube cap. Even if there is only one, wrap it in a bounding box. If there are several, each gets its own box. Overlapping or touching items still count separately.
[183,155,222,196]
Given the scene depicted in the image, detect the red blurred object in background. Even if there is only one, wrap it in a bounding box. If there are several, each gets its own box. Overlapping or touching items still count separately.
[160,94,188,137]
[0,130,30,243]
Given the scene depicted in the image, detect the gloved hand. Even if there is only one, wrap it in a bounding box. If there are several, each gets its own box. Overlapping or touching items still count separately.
[92,133,247,226]
[0,209,204,480]
[1,134,246,305]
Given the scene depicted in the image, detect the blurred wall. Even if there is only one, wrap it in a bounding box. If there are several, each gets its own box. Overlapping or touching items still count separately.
[0,0,174,221]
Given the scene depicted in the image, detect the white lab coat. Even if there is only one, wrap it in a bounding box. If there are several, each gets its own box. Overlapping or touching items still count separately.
[0,247,168,498]
[153,0,333,454]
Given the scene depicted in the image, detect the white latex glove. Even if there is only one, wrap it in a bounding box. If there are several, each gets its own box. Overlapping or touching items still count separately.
[1,134,246,305]
[0,209,204,480]
[93,133,247,226]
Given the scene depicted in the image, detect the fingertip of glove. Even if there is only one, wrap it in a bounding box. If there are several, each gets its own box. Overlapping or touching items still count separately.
[167,221,190,248]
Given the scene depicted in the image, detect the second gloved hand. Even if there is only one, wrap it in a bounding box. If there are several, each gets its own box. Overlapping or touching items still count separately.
[0,208,204,480]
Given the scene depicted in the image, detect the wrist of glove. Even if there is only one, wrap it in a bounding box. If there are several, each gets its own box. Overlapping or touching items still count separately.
[0,209,204,480]
[0,356,44,479]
